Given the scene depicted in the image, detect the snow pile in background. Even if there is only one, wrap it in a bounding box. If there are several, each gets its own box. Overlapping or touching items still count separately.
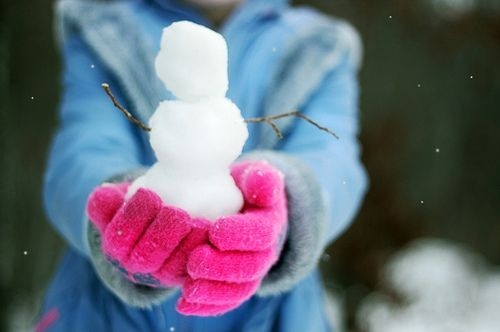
[358,239,500,332]
[429,0,476,19]
[7,294,39,332]
[326,290,346,332]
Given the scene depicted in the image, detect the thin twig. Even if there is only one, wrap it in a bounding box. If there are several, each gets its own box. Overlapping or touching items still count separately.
[101,83,337,140]
[101,83,151,132]
[245,111,339,139]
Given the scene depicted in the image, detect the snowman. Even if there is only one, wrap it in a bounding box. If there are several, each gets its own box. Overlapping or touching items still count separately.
[127,21,249,221]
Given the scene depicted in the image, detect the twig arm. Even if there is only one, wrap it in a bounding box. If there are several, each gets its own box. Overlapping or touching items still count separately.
[101,83,337,140]
[245,117,284,139]
[101,83,152,132]
[245,111,338,140]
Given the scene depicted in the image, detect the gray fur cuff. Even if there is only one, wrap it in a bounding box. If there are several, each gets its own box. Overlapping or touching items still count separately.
[239,151,328,296]
[86,168,177,308]
[88,224,177,308]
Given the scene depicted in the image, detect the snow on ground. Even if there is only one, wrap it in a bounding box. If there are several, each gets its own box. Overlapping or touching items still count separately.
[358,238,500,332]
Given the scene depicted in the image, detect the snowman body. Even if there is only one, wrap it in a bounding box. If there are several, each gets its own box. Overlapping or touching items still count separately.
[127,21,248,221]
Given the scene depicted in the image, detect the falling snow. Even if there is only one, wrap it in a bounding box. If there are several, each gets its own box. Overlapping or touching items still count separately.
[23,251,27,255]
[435,148,440,153]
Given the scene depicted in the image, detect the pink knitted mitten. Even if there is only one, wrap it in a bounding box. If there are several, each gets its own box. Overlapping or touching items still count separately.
[87,183,209,287]
[177,161,288,316]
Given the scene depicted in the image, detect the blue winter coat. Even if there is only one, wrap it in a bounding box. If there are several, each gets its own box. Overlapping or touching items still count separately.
[38,0,368,331]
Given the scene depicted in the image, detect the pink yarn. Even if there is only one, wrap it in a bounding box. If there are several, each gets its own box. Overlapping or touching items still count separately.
[87,182,129,234]
[35,308,59,332]
[154,219,210,286]
[178,160,288,316]
[177,297,243,317]
[87,185,199,287]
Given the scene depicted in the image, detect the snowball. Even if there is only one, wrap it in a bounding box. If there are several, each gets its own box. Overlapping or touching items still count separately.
[128,98,248,220]
[149,99,248,170]
[131,167,244,221]
[155,21,228,102]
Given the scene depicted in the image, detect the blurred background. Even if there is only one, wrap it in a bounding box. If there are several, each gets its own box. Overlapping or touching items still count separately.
[0,0,499,331]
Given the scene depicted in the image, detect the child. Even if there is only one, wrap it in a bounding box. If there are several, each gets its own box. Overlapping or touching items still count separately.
[38,0,368,330]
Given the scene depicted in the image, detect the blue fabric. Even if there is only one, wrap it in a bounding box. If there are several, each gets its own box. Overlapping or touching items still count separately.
[41,250,331,332]
[40,0,368,330]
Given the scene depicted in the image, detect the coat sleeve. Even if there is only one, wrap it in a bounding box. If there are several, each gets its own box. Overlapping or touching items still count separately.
[281,43,368,246]
[43,35,145,256]
[248,30,368,296]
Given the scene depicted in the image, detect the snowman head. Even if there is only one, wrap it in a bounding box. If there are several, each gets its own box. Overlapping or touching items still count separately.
[155,21,229,102]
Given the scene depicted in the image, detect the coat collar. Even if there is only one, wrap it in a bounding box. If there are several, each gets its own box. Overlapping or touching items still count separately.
[149,0,289,29]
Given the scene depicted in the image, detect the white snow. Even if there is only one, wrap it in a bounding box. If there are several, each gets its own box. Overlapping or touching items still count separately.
[325,291,346,332]
[155,21,228,102]
[358,239,500,332]
[128,21,248,221]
